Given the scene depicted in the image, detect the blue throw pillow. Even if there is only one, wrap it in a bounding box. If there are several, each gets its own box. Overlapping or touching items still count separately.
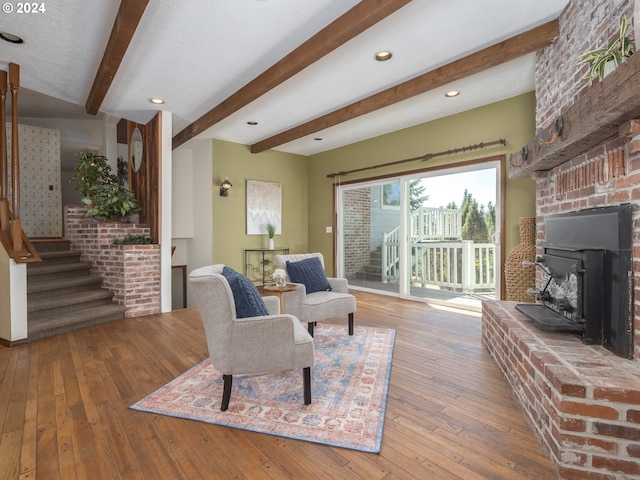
[286,257,332,294]
[221,266,269,318]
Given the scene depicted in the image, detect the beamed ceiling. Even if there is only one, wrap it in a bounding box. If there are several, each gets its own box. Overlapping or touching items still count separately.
[1,0,568,156]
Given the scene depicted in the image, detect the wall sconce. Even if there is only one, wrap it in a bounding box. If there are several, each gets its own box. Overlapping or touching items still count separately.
[220,178,233,197]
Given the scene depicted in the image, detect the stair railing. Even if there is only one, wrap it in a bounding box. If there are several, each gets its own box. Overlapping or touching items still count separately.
[0,63,41,263]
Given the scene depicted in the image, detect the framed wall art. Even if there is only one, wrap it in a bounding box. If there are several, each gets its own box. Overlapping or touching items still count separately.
[246,180,282,235]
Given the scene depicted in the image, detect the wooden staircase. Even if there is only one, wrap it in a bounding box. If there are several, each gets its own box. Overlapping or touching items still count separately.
[27,239,127,340]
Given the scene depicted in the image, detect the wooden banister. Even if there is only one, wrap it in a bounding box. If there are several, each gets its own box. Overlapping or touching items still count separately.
[0,63,41,263]
[9,64,20,225]
[0,71,6,198]
[0,70,7,232]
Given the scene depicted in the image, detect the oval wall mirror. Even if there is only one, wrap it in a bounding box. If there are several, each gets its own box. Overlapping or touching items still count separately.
[130,127,143,172]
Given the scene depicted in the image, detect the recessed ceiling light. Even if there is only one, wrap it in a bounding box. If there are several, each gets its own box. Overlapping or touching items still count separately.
[247,121,258,125]
[149,98,165,104]
[445,90,460,97]
[0,32,24,44]
[374,51,392,62]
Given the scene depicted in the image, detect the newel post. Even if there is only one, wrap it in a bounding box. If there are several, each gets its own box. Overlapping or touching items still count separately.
[9,63,22,251]
[0,69,8,232]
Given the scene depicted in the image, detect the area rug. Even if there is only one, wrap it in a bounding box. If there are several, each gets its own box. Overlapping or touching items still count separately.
[130,324,395,452]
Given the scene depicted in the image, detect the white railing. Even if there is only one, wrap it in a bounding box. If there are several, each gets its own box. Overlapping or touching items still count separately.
[382,240,495,293]
[385,207,462,247]
[412,207,462,241]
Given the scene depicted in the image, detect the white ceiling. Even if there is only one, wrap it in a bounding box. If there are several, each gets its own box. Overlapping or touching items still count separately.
[1,0,569,156]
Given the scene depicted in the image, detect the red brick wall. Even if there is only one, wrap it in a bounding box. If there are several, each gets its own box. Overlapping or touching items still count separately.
[343,189,371,278]
[483,2,640,477]
[535,0,634,130]
[65,206,161,317]
[487,118,640,480]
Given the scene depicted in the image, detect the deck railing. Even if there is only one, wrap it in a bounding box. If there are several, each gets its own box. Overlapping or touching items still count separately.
[385,207,461,246]
[382,239,495,293]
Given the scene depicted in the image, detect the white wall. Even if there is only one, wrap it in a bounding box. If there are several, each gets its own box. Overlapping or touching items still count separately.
[0,248,27,343]
[160,111,173,313]
[172,139,213,308]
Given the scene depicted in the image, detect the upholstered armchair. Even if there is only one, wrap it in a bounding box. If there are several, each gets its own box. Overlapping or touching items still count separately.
[274,253,355,337]
[188,264,315,411]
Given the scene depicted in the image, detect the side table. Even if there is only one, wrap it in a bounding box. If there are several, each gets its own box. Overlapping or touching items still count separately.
[244,248,289,285]
[262,283,298,313]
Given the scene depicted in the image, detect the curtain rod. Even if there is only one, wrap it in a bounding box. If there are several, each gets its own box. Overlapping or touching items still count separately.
[326,138,507,178]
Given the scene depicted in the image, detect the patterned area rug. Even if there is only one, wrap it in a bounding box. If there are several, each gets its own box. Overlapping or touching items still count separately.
[131,324,395,452]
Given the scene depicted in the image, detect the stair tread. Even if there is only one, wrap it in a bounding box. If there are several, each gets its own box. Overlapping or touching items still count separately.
[28,289,114,313]
[28,275,103,294]
[28,304,127,340]
[27,262,91,276]
[38,250,81,260]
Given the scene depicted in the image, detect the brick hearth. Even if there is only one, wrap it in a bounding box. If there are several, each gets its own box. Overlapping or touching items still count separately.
[483,301,640,479]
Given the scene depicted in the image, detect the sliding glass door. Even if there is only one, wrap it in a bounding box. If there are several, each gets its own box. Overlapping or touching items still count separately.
[337,160,501,309]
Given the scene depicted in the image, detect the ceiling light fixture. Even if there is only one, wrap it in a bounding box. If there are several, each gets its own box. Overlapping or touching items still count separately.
[445,90,460,97]
[0,32,24,44]
[374,51,392,62]
[149,98,165,104]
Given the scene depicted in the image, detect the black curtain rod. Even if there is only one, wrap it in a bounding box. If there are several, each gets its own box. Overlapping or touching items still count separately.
[326,138,507,179]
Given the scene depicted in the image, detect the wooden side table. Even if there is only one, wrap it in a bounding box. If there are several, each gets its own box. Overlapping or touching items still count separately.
[262,283,298,313]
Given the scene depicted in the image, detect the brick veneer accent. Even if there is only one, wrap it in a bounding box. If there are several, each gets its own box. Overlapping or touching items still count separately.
[483,301,640,479]
[343,189,371,278]
[485,135,640,479]
[64,206,161,317]
[535,0,634,130]
[483,2,640,476]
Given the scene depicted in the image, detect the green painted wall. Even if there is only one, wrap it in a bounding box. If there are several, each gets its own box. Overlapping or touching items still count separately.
[307,92,537,275]
[209,93,537,285]
[211,139,309,273]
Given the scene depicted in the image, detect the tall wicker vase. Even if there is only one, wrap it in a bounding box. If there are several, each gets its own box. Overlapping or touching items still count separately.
[505,217,536,303]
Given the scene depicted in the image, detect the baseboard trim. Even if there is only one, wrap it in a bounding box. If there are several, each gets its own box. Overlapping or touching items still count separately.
[0,337,30,348]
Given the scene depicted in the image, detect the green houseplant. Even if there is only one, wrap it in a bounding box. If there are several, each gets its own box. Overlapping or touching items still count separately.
[70,149,141,221]
[113,234,155,245]
[578,15,635,84]
[265,222,276,249]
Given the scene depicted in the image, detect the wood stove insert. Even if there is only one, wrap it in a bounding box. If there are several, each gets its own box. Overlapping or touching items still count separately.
[515,204,633,358]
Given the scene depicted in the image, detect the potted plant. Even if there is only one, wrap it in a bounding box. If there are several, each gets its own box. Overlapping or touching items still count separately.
[70,149,141,221]
[265,222,276,249]
[578,15,635,84]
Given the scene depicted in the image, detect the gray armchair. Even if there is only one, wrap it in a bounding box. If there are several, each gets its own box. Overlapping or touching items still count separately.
[274,253,355,337]
[189,264,315,411]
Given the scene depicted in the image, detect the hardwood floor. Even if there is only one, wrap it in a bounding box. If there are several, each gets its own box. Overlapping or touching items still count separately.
[0,291,559,479]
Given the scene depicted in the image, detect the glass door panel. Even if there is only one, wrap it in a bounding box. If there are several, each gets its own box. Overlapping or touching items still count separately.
[339,181,401,295]
[404,167,498,308]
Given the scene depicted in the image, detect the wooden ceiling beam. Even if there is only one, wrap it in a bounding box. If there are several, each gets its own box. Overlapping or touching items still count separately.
[172,0,411,150]
[250,19,559,154]
[85,0,149,115]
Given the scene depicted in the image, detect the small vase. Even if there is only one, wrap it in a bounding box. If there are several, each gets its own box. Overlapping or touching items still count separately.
[275,276,286,288]
[268,238,274,250]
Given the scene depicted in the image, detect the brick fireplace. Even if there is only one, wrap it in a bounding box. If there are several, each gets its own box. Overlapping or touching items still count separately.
[482,1,640,478]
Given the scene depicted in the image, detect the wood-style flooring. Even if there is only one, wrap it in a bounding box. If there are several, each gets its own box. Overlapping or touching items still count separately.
[0,291,559,479]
